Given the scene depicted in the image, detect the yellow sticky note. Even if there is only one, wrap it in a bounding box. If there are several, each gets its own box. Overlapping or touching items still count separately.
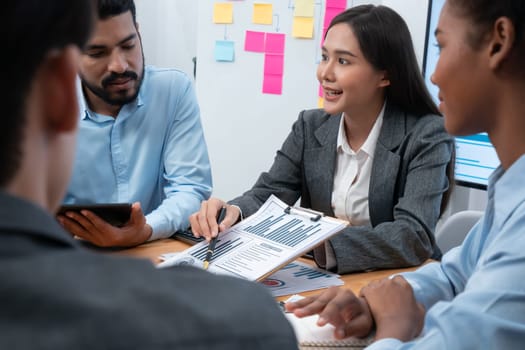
[253,3,273,25]
[293,17,314,38]
[213,2,233,24]
[294,0,315,17]
[318,97,324,108]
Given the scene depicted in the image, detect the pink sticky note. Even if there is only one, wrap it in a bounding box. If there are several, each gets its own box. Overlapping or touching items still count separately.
[262,74,283,95]
[318,84,324,97]
[326,0,347,9]
[324,7,344,28]
[265,33,285,54]
[264,53,284,75]
[245,30,265,52]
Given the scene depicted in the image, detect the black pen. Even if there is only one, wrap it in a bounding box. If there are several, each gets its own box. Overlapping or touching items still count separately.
[203,206,227,270]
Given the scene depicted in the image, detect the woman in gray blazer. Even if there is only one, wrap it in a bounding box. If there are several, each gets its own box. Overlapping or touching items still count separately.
[190,5,454,274]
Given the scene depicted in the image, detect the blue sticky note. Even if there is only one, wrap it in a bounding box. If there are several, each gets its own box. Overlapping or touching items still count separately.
[215,40,235,62]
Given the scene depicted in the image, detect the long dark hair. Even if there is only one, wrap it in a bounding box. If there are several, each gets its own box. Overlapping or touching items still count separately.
[327,5,440,117]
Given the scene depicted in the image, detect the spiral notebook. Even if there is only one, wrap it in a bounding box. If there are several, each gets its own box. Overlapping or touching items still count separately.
[285,313,373,349]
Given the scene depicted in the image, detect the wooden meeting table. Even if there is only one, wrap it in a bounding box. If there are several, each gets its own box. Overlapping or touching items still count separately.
[115,238,426,301]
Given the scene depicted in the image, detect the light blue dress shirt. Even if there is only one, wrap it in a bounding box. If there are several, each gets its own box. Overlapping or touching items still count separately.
[65,66,212,240]
[367,154,525,349]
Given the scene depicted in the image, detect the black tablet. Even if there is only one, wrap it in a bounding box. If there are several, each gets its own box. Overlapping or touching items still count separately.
[57,203,132,227]
[171,227,205,245]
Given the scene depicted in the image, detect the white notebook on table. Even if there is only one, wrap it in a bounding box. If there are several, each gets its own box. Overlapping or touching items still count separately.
[285,313,373,348]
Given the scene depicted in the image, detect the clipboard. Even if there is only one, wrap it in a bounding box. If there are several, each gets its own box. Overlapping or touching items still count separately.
[157,195,348,282]
[284,206,323,222]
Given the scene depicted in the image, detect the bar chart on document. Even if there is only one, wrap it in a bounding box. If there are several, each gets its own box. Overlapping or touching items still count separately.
[241,203,325,247]
[158,195,347,281]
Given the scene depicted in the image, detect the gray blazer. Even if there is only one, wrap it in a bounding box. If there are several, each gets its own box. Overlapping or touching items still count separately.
[0,192,298,350]
[230,104,454,274]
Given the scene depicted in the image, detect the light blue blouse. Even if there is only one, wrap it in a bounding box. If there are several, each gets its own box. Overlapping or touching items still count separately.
[368,154,525,349]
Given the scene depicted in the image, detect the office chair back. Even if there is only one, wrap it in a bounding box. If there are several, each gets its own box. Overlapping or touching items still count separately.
[436,210,484,253]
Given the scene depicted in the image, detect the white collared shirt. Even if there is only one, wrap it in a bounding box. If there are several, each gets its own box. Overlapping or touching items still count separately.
[318,104,385,270]
[331,104,385,226]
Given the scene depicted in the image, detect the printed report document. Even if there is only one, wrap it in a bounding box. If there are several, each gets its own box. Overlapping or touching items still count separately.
[158,195,347,281]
